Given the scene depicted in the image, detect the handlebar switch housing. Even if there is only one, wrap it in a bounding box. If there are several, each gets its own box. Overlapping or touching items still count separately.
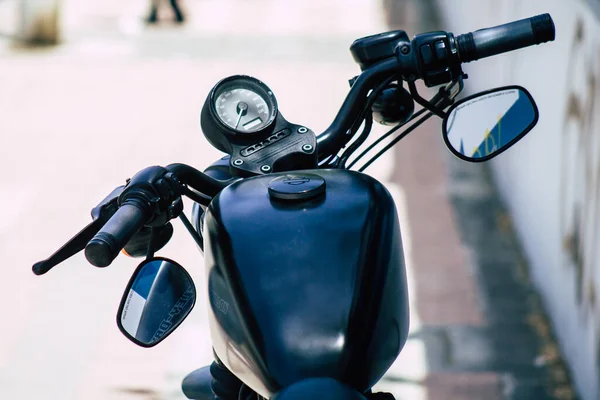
[119,166,183,227]
[409,32,463,87]
[350,30,410,70]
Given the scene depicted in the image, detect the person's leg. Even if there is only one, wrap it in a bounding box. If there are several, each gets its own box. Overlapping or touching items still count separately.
[147,0,159,23]
[169,0,185,22]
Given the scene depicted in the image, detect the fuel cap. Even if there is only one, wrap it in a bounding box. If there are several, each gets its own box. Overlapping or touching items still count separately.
[268,174,326,201]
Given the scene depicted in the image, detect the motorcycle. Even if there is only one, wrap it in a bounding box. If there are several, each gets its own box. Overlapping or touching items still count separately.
[32,13,555,400]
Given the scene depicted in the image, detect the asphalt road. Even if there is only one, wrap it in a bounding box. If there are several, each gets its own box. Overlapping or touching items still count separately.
[0,1,428,399]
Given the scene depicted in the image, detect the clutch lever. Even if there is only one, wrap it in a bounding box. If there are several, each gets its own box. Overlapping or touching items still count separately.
[32,185,124,275]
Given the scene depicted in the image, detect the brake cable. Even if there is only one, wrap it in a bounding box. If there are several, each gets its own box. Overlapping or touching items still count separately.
[336,75,397,168]
[337,113,374,169]
[357,111,434,172]
[346,107,428,169]
[349,79,463,170]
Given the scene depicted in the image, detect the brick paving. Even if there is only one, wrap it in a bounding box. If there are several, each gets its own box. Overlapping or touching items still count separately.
[392,117,485,327]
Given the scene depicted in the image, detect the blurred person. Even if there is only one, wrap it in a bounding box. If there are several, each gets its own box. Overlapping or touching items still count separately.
[146,0,185,24]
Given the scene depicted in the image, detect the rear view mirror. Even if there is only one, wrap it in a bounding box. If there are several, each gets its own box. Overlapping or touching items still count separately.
[442,86,539,162]
[117,257,196,347]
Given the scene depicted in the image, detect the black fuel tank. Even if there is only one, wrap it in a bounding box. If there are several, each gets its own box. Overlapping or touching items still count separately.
[203,169,409,394]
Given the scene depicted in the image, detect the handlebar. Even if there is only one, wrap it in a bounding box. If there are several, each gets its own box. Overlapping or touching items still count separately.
[85,203,151,267]
[83,165,223,268]
[316,13,555,160]
[32,164,226,274]
[83,166,183,268]
[316,58,399,159]
[456,14,555,63]
[33,14,556,274]
[166,163,228,197]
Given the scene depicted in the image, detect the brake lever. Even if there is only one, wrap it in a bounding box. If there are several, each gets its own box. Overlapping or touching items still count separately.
[32,185,125,275]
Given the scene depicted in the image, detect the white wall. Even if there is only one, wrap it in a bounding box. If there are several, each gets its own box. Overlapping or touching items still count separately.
[437,1,600,398]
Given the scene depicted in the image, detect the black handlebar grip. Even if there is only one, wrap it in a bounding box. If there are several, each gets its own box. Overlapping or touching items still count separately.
[456,13,555,63]
[85,203,149,267]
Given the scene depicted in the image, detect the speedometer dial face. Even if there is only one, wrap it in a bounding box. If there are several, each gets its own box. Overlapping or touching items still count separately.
[215,89,270,132]
[211,76,278,134]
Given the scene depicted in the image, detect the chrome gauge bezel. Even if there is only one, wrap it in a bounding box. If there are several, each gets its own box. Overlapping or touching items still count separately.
[208,75,279,136]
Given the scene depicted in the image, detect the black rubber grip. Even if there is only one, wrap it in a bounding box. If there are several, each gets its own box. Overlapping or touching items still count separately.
[456,13,555,63]
[84,203,149,267]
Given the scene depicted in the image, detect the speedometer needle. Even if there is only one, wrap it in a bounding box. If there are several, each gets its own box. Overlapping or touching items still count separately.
[235,102,249,129]
[234,112,243,129]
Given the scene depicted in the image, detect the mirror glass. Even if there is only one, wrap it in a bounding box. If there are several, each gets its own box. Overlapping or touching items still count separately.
[443,86,538,161]
[118,257,196,347]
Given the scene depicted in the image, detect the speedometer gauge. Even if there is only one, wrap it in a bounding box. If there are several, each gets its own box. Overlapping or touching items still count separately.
[200,74,317,175]
[200,75,287,156]
[210,76,278,134]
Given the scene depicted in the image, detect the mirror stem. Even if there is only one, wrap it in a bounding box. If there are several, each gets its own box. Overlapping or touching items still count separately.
[407,77,455,118]
[179,213,204,251]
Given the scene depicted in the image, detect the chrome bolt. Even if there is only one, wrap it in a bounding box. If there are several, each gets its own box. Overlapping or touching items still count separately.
[233,159,244,166]
[298,127,308,133]
[400,45,410,55]
[302,144,313,152]
[261,165,271,172]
